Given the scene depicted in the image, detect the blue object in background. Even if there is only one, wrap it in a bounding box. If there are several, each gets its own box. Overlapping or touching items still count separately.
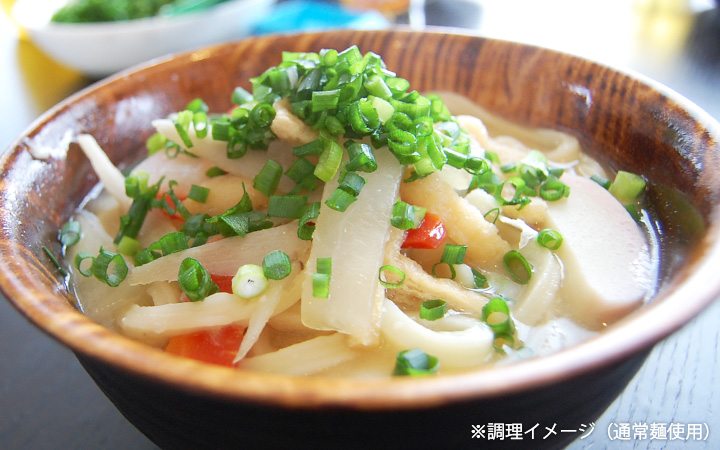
[252,0,390,35]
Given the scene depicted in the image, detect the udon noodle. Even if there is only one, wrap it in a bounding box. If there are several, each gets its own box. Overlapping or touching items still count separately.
[61,47,657,378]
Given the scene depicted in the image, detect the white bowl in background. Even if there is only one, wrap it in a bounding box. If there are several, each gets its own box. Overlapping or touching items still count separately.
[12,0,276,77]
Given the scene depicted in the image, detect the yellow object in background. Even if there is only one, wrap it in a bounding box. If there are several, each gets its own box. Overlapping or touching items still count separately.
[1,0,25,38]
[340,0,410,17]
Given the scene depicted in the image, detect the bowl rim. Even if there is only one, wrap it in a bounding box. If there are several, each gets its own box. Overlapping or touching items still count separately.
[3,28,720,410]
[12,0,271,34]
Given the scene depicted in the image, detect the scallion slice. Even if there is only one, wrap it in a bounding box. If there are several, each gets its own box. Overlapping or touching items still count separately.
[188,184,210,203]
[232,86,253,105]
[503,250,532,284]
[345,142,377,172]
[590,174,611,189]
[205,166,227,178]
[419,299,447,321]
[253,159,283,196]
[441,244,468,265]
[392,349,439,376]
[609,170,646,203]
[379,264,405,288]
[471,267,489,289]
[481,297,515,335]
[312,273,330,298]
[391,200,421,230]
[298,202,320,240]
[537,229,563,250]
[178,257,218,302]
[314,139,343,182]
[232,264,268,299]
[285,157,316,184]
[116,235,140,256]
[262,250,292,280]
[338,171,366,196]
[539,180,568,201]
[59,220,81,247]
[42,245,67,276]
[268,195,308,219]
[81,247,128,287]
[325,188,357,212]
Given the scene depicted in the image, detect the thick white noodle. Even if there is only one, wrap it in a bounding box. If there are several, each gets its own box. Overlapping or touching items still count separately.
[380,299,494,370]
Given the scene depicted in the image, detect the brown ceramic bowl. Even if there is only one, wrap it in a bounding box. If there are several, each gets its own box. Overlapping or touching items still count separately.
[2,29,720,450]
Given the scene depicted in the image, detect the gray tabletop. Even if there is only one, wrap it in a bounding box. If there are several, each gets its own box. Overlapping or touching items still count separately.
[1,1,719,449]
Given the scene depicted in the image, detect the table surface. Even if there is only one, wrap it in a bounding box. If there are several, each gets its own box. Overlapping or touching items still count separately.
[1,1,719,449]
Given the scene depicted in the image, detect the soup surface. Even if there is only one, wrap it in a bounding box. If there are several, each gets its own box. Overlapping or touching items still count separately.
[61,47,657,377]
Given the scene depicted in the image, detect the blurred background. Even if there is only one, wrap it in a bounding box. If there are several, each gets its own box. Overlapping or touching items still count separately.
[1,0,719,449]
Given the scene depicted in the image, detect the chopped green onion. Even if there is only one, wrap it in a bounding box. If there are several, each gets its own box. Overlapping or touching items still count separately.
[431,244,468,279]
[464,156,489,175]
[42,245,67,276]
[495,177,531,207]
[345,141,377,172]
[317,257,332,276]
[539,180,568,201]
[173,110,194,148]
[337,171,366,196]
[312,257,332,298]
[158,231,190,255]
[312,89,341,112]
[268,195,308,219]
[188,185,210,203]
[232,264,268,299]
[481,297,515,335]
[493,332,516,351]
[178,258,218,302]
[59,220,81,247]
[325,187,357,212]
[590,174,611,189]
[379,264,405,288]
[516,150,549,187]
[441,244,468,265]
[625,203,641,221]
[262,250,292,280]
[232,86,254,105]
[312,273,330,298]
[76,247,128,287]
[609,170,646,203]
[205,166,227,178]
[298,202,320,240]
[285,157,316,184]
[483,207,500,224]
[537,229,563,250]
[249,103,276,129]
[391,200,422,230]
[293,139,324,156]
[503,250,532,284]
[193,111,208,139]
[117,235,140,256]
[146,132,167,155]
[392,349,439,376]
[314,139,343,182]
[485,151,500,165]
[471,267,488,289]
[253,159,283,196]
[74,252,95,277]
[186,98,209,113]
[419,299,447,321]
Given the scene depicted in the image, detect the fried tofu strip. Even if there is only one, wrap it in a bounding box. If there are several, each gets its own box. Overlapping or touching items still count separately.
[400,172,510,270]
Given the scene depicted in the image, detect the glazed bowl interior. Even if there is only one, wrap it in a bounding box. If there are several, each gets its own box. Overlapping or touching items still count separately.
[1,29,720,448]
